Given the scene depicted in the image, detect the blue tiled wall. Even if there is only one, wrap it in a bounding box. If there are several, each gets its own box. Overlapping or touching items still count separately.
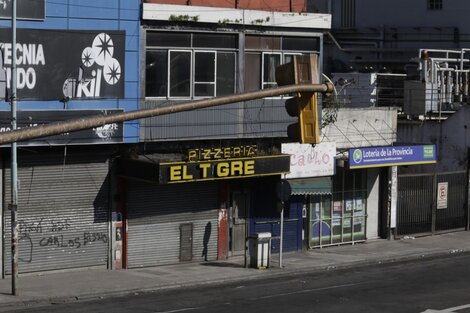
[0,0,140,143]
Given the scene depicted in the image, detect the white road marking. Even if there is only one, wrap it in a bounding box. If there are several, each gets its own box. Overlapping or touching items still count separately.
[248,282,367,301]
[422,304,470,312]
[153,307,203,313]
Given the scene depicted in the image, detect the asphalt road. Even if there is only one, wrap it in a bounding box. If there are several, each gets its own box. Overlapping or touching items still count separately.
[5,254,470,313]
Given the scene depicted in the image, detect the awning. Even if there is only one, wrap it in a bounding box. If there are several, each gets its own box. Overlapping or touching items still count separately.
[289,177,332,195]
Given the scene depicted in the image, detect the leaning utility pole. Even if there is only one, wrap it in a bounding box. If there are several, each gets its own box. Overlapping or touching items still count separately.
[0,83,334,146]
[10,0,19,296]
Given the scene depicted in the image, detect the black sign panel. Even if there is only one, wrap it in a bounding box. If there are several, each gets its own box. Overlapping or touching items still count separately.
[159,155,291,184]
[276,179,292,202]
[0,29,125,100]
[0,0,45,20]
[0,109,124,146]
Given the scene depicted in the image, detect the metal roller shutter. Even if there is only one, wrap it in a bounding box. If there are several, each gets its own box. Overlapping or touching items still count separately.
[127,181,218,268]
[4,151,110,274]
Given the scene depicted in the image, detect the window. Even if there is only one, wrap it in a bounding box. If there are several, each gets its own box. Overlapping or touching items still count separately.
[169,51,191,98]
[244,35,320,92]
[193,33,237,49]
[194,51,216,97]
[145,50,167,97]
[262,53,281,89]
[145,31,237,99]
[247,52,309,92]
[246,36,281,50]
[245,53,261,92]
[282,37,319,51]
[245,52,317,91]
[217,52,236,96]
[428,0,442,10]
[147,32,191,47]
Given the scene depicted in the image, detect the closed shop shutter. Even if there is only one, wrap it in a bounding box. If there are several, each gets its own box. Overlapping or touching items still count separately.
[127,181,218,268]
[4,151,110,274]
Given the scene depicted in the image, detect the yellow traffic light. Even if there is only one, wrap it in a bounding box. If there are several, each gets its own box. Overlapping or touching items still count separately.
[276,54,320,144]
[285,92,319,144]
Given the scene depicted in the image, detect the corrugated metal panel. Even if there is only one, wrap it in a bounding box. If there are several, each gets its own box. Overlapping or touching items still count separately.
[397,171,467,236]
[179,223,193,262]
[141,98,293,141]
[127,181,218,268]
[397,174,434,236]
[4,151,110,274]
[436,172,466,231]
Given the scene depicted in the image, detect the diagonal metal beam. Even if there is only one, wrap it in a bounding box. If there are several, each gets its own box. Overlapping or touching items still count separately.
[0,83,334,145]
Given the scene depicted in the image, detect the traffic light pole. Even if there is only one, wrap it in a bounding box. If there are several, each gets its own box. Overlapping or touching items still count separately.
[10,0,19,296]
[0,83,334,146]
[279,202,284,268]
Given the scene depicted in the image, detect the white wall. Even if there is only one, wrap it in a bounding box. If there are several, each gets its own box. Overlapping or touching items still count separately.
[322,107,398,150]
[366,168,380,240]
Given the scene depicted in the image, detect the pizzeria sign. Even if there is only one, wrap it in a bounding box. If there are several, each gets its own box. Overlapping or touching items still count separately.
[159,145,290,183]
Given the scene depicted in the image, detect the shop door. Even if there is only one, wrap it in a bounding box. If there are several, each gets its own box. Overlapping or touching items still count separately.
[230,192,249,256]
[180,223,193,262]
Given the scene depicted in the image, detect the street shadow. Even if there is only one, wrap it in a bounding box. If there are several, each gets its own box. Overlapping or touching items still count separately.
[200,262,245,268]
[201,222,212,261]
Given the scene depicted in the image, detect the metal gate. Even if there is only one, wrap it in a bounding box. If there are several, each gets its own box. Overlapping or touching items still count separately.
[397,171,467,236]
[127,180,218,268]
[4,150,110,274]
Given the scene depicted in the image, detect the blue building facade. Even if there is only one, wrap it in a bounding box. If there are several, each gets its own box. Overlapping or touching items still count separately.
[0,0,140,141]
[0,0,141,274]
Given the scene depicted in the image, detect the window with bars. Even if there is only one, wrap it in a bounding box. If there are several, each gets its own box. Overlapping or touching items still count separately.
[341,0,356,28]
[428,0,442,10]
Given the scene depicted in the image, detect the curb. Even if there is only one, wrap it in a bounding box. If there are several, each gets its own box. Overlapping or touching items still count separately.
[0,248,469,311]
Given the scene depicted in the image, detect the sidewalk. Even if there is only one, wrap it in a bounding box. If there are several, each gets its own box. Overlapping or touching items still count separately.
[0,231,469,309]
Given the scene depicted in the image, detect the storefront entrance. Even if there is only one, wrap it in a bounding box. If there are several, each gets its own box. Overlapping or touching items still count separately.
[229,191,249,256]
[309,168,367,247]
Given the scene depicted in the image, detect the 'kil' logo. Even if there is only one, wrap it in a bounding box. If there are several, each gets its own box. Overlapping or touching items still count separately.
[63,33,122,99]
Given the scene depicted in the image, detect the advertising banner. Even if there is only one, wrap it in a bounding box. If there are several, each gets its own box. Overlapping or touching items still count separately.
[0,0,45,20]
[349,145,437,169]
[282,142,336,178]
[0,29,125,100]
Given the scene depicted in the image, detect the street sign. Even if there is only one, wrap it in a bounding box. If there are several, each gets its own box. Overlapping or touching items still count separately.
[276,179,292,202]
[349,145,437,169]
[437,182,448,210]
